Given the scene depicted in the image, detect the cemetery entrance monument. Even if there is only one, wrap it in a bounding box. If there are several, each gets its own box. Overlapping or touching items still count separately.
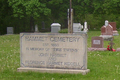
[17,33,90,75]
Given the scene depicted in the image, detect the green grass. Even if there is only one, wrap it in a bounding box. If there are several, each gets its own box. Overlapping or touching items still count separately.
[0,31,120,80]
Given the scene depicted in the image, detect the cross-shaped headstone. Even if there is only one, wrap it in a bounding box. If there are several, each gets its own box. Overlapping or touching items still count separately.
[109,40,114,50]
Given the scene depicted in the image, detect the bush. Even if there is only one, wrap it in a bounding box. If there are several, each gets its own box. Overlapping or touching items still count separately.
[59,29,68,33]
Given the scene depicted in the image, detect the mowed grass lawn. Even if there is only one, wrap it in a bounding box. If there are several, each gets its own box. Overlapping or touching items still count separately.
[0,31,120,80]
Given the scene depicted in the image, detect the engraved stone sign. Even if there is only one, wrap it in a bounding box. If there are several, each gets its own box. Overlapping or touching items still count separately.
[18,33,90,74]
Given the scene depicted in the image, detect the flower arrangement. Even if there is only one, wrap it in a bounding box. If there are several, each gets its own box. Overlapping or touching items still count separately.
[107,45,116,52]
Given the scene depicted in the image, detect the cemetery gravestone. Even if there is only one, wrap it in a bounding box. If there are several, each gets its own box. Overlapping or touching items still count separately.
[88,37,106,51]
[109,22,119,36]
[101,25,113,35]
[17,33,90,75]
[83,21,88,32]
[100,20,113,40]
[73,23,83,33]
[7,27,13,34]
[35,24,39,32]
[91,37,103,48]
[51,23,61,33]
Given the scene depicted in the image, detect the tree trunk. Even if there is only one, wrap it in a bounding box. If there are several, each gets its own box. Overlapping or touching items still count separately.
[30,16,34,32]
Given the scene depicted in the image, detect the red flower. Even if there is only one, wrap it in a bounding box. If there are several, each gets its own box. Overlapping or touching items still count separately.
[112,49,116,52]
[107,45,110,51]
[107,45,116,52]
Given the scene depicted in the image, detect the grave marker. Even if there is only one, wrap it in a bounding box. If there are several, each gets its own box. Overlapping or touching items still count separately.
[109,22,119,36]
[88,36,106,51]
[108,40,114,50]
[7,27,13,34]
[91,37,103,48]
[51,23,61,33]
[100,20,113,40]
[35,24,39,32]
[73,23,83,33]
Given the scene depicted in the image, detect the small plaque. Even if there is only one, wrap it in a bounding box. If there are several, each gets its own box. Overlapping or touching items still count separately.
[93,40,100,44]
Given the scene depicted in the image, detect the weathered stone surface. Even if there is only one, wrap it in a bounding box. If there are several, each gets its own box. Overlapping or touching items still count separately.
[100,24,113,40]
[7,27,13,34]
[51,23,61,33]
[88,36,106,51]
[18,33,89,74]
[101,25,113,35]
[109,22,119,36]
[17,67,90,75]
[73,23,83,33]
[109,22,116,31]
[88,48,107,51]
[116,48,120,52]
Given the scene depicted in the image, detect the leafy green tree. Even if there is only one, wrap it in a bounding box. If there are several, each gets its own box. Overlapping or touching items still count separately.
[8,0,51,31]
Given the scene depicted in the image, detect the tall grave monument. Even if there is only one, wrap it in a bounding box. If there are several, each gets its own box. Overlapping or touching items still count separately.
[109,22,119,36]
[100,20,113,40]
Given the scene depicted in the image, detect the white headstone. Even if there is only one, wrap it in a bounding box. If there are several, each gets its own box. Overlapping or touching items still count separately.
[51,23,61,33]
[105,20,109,26]
[35,24,39,32]
[73,23,83,33]
[7,27,13,34]
[83,21,88,32]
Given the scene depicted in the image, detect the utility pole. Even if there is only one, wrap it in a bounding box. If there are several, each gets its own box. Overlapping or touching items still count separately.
[68,0,73,33]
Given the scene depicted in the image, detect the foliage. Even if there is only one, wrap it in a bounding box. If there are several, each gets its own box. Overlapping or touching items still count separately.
[1,0,120,34]
[8,0,51,19]
[59,28,68,33]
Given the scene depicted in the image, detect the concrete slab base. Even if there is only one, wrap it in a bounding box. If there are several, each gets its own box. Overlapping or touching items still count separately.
[116,48,120,51]
[113,31,119,36]
[99,35,113,41]
[17,67,90,75]
[88,48,107,51]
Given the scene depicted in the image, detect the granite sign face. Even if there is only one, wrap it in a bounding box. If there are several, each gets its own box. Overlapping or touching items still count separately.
[18,33,89,74]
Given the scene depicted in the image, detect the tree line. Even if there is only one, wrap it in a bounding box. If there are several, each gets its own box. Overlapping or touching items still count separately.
[0,0,120,34]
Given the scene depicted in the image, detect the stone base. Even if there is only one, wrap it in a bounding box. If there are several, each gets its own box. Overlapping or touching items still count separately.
[99,35,113,41]
[17,67,90,75]
[88,48,107,51]
[116,48,120,51]
[113,31,119,36]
